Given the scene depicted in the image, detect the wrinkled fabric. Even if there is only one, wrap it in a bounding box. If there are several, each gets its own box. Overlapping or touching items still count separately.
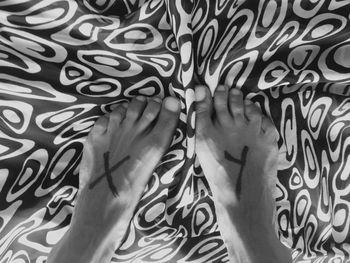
[0,0,350,262]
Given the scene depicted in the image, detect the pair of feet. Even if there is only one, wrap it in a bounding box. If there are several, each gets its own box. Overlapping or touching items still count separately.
[71,84,281,261]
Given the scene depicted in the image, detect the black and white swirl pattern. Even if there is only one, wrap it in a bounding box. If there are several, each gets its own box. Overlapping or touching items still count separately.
[1,0,350,262]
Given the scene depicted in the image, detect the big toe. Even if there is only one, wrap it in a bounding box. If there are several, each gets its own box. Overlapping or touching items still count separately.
[195,85,213,137]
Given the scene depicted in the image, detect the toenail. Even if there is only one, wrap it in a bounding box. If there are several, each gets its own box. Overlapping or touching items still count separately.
[136,95,146,101]
[217,85,226,91]
[230,88,241,95]
[164,97,180,112]
[195,85,207,101]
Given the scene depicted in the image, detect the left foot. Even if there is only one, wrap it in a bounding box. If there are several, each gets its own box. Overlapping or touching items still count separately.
[195,84,279,209]
[194,84,291,262]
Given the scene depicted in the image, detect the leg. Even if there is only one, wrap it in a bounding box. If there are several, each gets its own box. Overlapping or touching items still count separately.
[195,85,291,263]
[47,96,180,263]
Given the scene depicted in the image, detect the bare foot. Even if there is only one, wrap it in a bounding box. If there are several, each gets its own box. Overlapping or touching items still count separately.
[195,85,291,263]
[195,84,278,207]
[48,96,180,263]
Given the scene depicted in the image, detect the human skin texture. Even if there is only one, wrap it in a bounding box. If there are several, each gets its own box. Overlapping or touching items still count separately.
[47,96,181,263]
[195,85,292,263]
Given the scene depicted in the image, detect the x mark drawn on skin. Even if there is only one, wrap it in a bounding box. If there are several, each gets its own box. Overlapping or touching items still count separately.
[224,146,249,200]
[89,152,130,197]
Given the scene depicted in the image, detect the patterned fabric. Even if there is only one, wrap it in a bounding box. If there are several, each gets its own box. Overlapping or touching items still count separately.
[0,0,350,262]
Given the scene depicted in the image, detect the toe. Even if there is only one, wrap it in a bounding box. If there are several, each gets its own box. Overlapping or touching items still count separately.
[124,96,147,123]
[195,85,213,137]
[137,97,162,132]
[107,103,128,133]
[90,115,108,137]
[261,116,279,141]
[152,96,180,147]
[244,100,262,130]
[213,85,231,126]
[229,88,245,124]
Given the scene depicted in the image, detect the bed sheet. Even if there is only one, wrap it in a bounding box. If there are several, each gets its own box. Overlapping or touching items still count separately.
[0,0,350,262]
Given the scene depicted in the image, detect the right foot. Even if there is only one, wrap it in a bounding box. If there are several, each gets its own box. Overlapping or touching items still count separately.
[76,95,181,237]
[48,96,181,263]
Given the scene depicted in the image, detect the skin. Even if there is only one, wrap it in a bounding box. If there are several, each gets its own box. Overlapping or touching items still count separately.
[47,96,181,263]
[47,85,291,263]
[195,84,292,263]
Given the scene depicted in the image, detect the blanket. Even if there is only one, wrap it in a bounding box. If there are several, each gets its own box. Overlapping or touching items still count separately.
[0,0,350,262]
